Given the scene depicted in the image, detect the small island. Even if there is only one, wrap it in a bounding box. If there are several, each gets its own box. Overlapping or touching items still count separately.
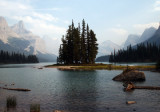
[46,20,158,71]
[46,63,156,71]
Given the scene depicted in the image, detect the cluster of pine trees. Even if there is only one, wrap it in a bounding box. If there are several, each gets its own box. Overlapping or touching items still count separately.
[109,43,160,62]
[0,50,39,63]
[57,19,98,64]
[156,59,160,70]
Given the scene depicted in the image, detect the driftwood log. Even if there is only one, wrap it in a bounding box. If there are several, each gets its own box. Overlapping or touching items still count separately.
[126,101,136,104]
[0,87,31,91]
[125,82,160,91]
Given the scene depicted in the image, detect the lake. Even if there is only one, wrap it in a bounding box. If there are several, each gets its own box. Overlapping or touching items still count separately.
[0,63,160,112]
[96,62,156,66]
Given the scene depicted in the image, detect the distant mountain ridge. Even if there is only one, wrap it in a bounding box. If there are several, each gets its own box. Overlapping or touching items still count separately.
[138,27,156,43]
[0,17,20,43]
[95,55,110,62]
[98,40,120,57]
[143,26,160,45]
[123,34,140,49]
[96,26,159,60]
[0,16,57,62]
[11,20,47,54]
[123,27,157,48]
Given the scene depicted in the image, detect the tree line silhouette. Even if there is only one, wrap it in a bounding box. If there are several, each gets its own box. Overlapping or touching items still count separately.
[109,43,160,62]
[0,50,39,63]
[157,59,160,70]
[57,19,98,64]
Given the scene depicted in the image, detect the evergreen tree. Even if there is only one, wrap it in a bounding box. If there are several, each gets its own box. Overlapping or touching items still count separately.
[109,43,160,63]
[89,30,98,63]
[156,59,160,70]
[81,19,87,63]
[58,45,63,64]
[86,24,91,63]
[109,52,114,62]
[58,19,98,64]
[61,35,68,64]
[66,25,74,64]
[73,28,81,64]
[0,50,39,63]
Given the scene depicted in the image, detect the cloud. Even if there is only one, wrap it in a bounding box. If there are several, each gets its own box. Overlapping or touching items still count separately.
[102,28,128,45]
[0,0,67,38]
[154,0,160,11]
[133,22,159,34]
[13,16,66,37]
[0,0,32,16]
[32,12,59,22]
[116,24,122,27]
[105,22,159,45]
[109,28,128,36]
[31,8,61,11]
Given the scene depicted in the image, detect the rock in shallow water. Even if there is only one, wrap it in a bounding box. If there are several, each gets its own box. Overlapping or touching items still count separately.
[113,69,145,81]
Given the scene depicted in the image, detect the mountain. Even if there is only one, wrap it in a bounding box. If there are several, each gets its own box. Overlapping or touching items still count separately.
[144,25,160,45]
[0,17,20,43]
[11,21,47,54]
[98,40,120,57]
[138,27,156,43]
[0,17,31,53]
[123,34,140,48]
[0,16,57,62]
[123,27,157,49]
[95,55,110,62]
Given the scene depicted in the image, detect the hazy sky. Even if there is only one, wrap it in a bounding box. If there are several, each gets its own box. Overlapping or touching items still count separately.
[1,0,160,45]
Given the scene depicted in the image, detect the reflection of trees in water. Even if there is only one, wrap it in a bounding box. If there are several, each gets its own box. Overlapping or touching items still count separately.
[57,70,99,112]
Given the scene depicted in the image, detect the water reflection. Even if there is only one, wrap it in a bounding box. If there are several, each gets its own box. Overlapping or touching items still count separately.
[0,62,55,68]
[1,64,160,112]
[97,62,156,66]
[30,104,40,112]
[56,70,99,112]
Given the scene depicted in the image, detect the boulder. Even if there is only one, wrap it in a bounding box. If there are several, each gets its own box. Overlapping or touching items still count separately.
[113,69,145,81]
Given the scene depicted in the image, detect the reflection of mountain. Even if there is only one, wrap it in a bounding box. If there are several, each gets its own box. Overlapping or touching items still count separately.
[0,16,56,62]
[98,40,120,57]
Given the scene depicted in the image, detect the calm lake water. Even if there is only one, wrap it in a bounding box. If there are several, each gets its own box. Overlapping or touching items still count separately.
[0,63,160,112]
[96,62,156,66]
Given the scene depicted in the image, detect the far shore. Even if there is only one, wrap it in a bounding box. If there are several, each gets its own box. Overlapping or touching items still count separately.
[45,63,156,71]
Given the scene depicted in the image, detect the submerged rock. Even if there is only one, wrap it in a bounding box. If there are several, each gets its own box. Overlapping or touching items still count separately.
[113,69,145,81]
